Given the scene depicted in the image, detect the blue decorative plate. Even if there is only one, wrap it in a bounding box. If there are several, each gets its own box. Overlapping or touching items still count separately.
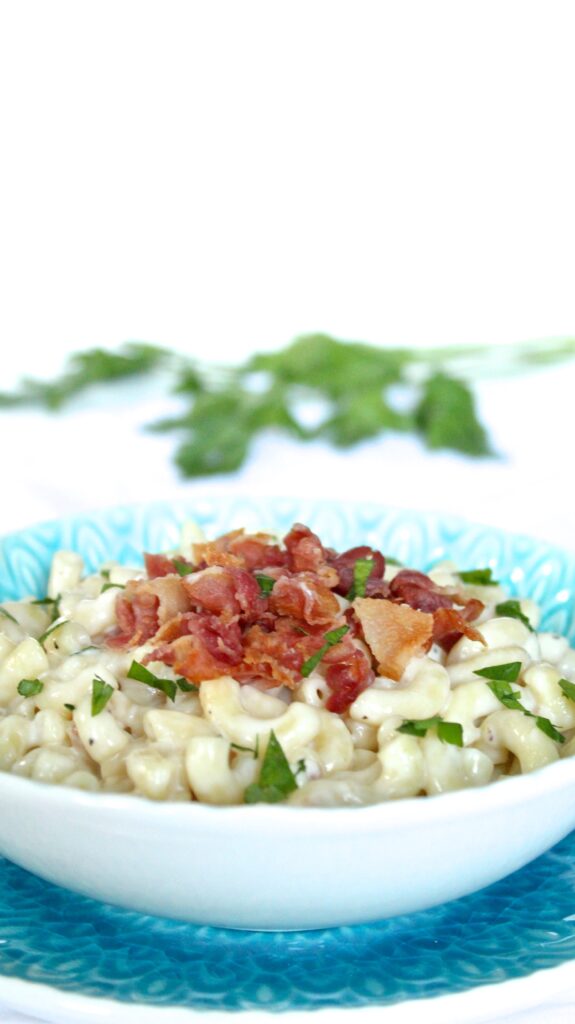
[1,498,574,1018]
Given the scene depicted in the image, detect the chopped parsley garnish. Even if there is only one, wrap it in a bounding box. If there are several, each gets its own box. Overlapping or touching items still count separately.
[231,737,260,759]
[484,678,565,744]
[91,676,114,716]
[485,680,525,711]
[127,660,183,701]
[385,556,403,567]
[459,568,499,585]
[347,557,374,600]
[474,661,522,683]
[398,716,463,747]
[244,731,298,803]
[38,619,69,647]
[17,679,43,697]
[101,582,125,592]
[176,678,200,693]
[495,600,533,631]
[301,625,350,678]
[173,559,195,577]
[64,703,76,711]
[534,716,565,744]
[0,606,17,624]
[31,595,61,622]
[558,678,575,702]
[255,574,276,596]
[101,569,111,580]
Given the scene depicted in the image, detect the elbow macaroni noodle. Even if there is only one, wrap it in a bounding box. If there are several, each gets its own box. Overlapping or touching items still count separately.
[0,546,574,807]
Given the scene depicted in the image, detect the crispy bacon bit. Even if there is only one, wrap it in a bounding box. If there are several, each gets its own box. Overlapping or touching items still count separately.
[227,533,287,571]
[353,597,433,680]
[389,569,454,613]
[144,553,180,578]
[330,546,386,597]
[284,524,327,573]
[147,614,243,682]
[182,567,266,622]
[193,530,287,571]
[109,523,487,707]
[269,573,340,626]
[107,577,190,647]
[323,641,374,713]
[433,606,486,652]
[239,622,324,689]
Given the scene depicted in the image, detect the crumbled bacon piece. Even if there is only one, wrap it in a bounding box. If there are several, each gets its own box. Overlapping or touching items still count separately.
[329,545,386,597]
[353,596,433,680]
[193,530,286,571]
[239,621,324,689]
[107,576,190,647]
[269,573,340,626]
[433,604,485,652]
[144,553,181,578]
[183,567,266,623]
[147,614,243,682]
[389,569,454,613]
[226,533,287,571]
[323,640,374,713]
[284,524,327,573]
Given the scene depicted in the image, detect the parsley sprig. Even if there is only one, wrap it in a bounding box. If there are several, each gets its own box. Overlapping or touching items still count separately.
[2,337,575,477]
[244,731,298,803]
[301,625,349,677]
[398,716,464,746]
[475,662,565,743]
[127,660,199,699]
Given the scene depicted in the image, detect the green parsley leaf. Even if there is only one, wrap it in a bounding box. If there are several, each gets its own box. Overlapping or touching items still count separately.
[101,569,111,580]
[301,625,350,677]
[173,559,195,576]
[176,678,199,693]
[17,679,43,697]
[385,556,403,567]
[347,557,374,600]
[474,661,522,683]
[127,660,177,701]
[485,680,525,710]
[244,730,298,803]
[38,619,69,647]
[398,716,463,746]
[486,680,565,744]
[91,676,114,716]
[31,595,61,622]
[558,678,575,702]
[436,721,464,747]
[64,703,76,711]
[0,606,18,624]
[320,389,410,447]
[255,574,276,596]
[0,343,171,410]
[231,737,260,759]
[459,568,499,585]
[534,716,565,744]
[101,582,125,592]
[414,371,493,456]
[495,599,533,631]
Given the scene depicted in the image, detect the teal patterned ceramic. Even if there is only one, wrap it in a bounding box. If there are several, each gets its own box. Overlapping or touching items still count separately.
[0,499,574,1014]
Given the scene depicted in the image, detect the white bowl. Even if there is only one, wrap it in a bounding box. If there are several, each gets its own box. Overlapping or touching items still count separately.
[1,756,575,930]
[1,498,574,929]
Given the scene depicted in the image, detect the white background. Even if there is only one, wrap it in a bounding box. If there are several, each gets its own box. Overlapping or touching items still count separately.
[1,2,575,1022]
